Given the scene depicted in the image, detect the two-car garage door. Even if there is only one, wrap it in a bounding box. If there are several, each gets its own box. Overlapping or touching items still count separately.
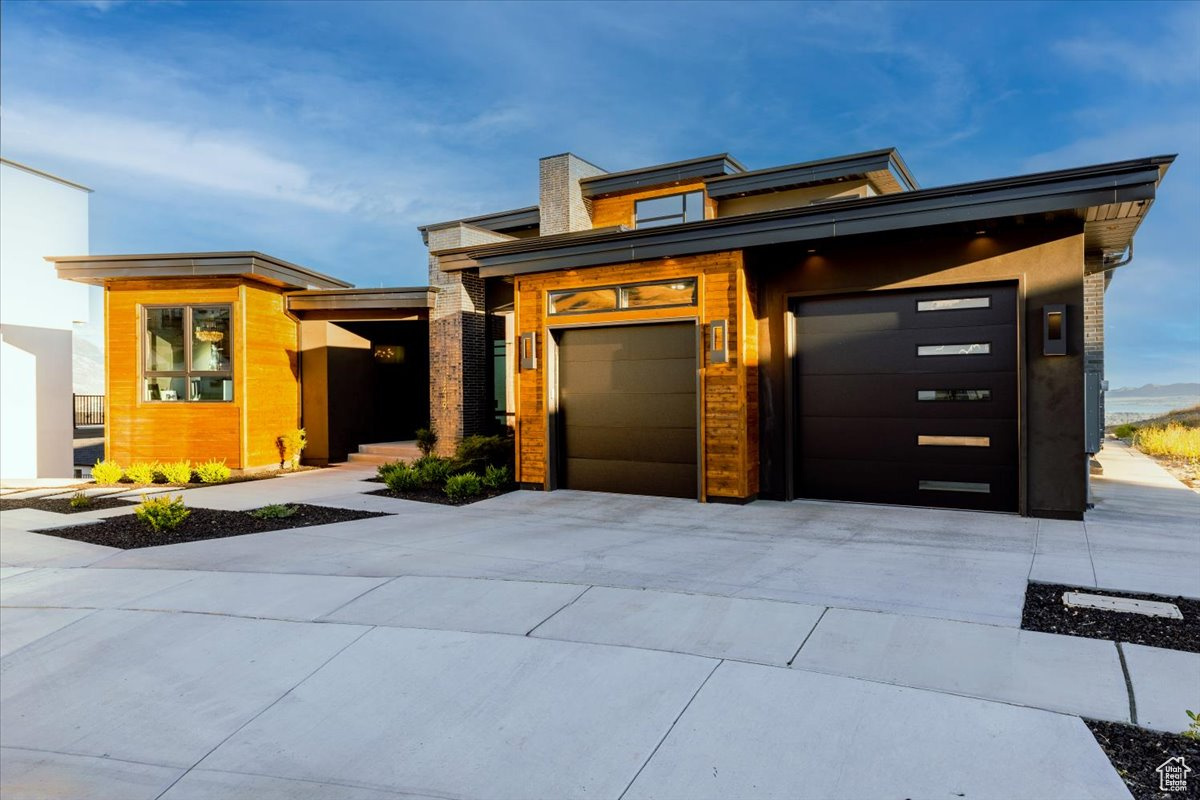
[792,284,1018,512]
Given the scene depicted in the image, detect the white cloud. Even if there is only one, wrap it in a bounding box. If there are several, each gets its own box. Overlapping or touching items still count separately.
[0,102,352,212]
[1054,5,1200,85]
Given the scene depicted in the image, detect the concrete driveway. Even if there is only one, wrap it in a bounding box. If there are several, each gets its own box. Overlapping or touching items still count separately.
[1,441,1196,798]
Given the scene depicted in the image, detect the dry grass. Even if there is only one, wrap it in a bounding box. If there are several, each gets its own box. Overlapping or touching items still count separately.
[1134,422,1200,461]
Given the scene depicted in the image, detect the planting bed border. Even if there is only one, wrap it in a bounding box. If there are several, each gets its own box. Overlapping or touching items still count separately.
[1022,582,1199,653]
[1086,719,1199,800]
[0,496,139,514]
[366,485,516,507]
[31,504,391,549]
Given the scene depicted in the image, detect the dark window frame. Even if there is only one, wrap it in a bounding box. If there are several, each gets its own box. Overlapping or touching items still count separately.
[142,303,234,402]
[634,191,706,229]
[547,278,698,316]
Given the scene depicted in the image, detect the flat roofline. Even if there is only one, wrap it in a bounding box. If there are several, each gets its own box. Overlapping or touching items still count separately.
[441,155,1174,277]
[418,205,540,234]
[705,148,918,198]
[579,153,747,198]
[286,286,438,313]
[48,251,352,290]
[1,157,93,192]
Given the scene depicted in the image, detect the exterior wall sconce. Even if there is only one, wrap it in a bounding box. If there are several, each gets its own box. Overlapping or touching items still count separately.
[519,331,538,370]
[1043,305,1066,356]
[708,319,728,364]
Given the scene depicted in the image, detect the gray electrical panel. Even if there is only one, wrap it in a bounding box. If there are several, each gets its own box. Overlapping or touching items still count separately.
[1084,371,1103,455]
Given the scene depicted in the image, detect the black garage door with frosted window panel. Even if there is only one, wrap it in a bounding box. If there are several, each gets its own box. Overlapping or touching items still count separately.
[792,284,1018,512]
[556,323,698,499]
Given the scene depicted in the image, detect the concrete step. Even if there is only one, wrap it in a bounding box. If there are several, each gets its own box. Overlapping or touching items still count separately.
[358,441,423,458]
[346,452,408,466]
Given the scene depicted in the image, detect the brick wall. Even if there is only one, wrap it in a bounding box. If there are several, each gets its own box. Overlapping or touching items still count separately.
[538,153,606,235]
[1084,268,1106,426]
[427,223,514,455]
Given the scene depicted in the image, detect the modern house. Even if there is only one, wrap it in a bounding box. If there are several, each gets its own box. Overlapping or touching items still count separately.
[52,146,1173,519]
[1,158,92,479]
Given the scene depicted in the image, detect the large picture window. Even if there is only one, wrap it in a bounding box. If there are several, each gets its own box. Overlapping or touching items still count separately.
[634,191,706,228]
[144,305,233,402]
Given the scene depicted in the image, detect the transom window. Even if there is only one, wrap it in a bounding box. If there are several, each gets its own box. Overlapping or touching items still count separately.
[548,279,697,315]
[143,305,233,402]
[634,191,706,228]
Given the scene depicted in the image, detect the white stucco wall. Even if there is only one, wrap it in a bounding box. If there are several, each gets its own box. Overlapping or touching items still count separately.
[0,159,91,479]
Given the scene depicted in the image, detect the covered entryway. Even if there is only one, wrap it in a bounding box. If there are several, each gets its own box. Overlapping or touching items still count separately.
[792,283,1018,511]
[555,322,698,498]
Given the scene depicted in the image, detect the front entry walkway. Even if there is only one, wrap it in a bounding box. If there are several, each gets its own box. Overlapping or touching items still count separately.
[1,440,1195,798]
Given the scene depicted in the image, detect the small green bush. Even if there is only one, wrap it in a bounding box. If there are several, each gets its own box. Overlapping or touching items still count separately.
[444,472,483,502]
[1184,710,1200,741]
[69,491,91,509]
[124,461,158,485]
[384,465,423,492]
[377,460,407,481]
[415,427,438,457]
[1112,423,1138,440]
[92,459,123,485]
[195,459,231,484]
[160,460,193,484]
[277,428,307,469]
[134,494,191,533]
[249,503,298,519]
[414,455,454,488]
[482,464,510,490]
[454,434,514,474]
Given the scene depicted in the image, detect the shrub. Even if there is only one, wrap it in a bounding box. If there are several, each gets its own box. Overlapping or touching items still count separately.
[444,472,483,502]
[92,459,123,485]
[384,465,423,492]
[124,461,158,485]
[453,434,514,474]
[377,460,407,481]
[414,455,454,488]
[276,428,307,469]
[249,503,298,519]
[415,427,438,457]
[195,459,231,484]
[1112,423,1138,440]
[160,460,193,484]
[134,494,191,533]
[482,464,510,490]
[1134,422,1200,461]
[69,491,91,509]
[1185,710,1200,741]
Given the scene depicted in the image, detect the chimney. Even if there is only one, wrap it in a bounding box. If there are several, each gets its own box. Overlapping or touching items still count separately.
[538,153,606,236]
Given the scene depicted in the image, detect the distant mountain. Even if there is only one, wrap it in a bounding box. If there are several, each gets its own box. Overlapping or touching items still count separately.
[1107,382,1200,399]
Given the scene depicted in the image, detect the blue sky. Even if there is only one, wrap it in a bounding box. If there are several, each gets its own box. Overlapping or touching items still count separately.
[2,0,1197,387]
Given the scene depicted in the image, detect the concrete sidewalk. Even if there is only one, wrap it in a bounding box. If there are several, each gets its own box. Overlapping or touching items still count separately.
[2,440,1196,798]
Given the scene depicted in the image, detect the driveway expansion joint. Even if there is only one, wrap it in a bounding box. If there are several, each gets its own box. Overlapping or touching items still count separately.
[1115,640,1139,726]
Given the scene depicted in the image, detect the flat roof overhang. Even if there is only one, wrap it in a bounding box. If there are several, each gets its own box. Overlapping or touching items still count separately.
[48,251,351,290]
[437,156,1174,279]
[579,153,747,198]
[285,286,438,321]
[704,148,918,198]
[418,205,540,245]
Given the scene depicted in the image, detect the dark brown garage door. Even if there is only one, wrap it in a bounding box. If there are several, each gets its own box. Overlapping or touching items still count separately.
[793,283,1017,512]
[556,323,697,498]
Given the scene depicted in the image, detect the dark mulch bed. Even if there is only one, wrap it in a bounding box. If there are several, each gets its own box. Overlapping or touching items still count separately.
[1022,582,1200,653]
[31,504,390,549]
[366,485,515,507]
[1087,719,1200,799]
[0,495,139,514]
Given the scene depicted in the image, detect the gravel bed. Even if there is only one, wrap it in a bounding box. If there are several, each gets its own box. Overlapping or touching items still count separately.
[1022,582,1200,653]
[0,496,139,514]
[31,504,390,549]
[1087,719,1200,799]
[366,486,515,507]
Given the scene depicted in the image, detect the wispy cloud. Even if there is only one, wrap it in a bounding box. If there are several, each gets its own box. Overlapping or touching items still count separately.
[1053,4,1200,85]
[1,102,350,211]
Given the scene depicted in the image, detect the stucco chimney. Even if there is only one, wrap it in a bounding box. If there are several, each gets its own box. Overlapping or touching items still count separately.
[538,153,606,235]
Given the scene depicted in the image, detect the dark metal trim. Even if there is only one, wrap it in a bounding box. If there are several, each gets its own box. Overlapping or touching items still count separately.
[50,251,351,290]
[580,154,746,198]
[285,287,438,312]
[457,157,1171,278]
[705,149,916,198]
[418,205,540,243]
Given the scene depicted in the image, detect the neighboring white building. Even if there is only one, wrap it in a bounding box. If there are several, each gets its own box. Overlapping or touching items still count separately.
[0,158,91,479]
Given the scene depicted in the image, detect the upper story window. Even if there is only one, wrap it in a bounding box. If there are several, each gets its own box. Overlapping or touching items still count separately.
[548,278,697,315]
[144,305,233,402]
[634,191,706,228]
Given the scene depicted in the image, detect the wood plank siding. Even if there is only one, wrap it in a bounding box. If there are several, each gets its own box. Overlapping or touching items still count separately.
[513,251,759,500]
[589,182,719,229]
[104,278,299,470]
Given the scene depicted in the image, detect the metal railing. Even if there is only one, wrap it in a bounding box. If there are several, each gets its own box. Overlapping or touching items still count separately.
[73,394,104,427]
